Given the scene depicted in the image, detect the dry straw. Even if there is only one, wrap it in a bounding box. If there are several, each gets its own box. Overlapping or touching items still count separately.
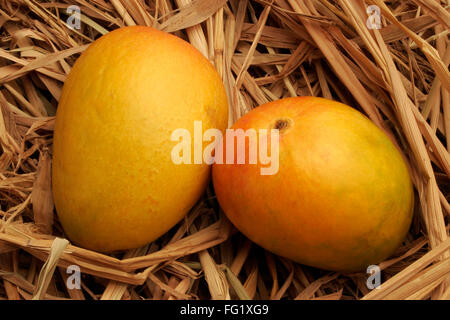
[0,0,449,300]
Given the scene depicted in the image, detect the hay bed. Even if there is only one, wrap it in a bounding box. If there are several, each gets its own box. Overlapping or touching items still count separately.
[0,0,449,300]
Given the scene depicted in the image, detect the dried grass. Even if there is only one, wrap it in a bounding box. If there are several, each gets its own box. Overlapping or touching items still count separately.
[0,0,449,300]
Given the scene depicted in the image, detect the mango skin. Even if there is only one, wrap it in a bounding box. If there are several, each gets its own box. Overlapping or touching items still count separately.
[52,26,228,252]
[212,97,414,272]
